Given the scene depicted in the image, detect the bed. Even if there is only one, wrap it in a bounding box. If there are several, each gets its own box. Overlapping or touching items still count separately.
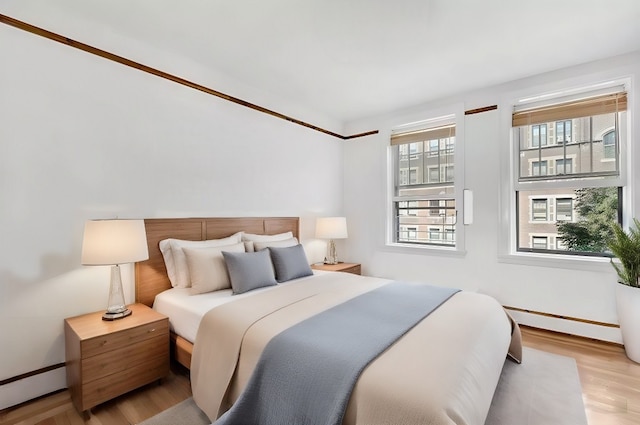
[135,217,521,425]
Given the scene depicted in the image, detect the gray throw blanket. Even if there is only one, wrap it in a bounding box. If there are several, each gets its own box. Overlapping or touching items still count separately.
[213,282,460,425]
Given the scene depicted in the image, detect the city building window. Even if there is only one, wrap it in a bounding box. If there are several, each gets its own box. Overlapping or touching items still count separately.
[532,160,548,176]
[428,167,439,183]
[532,199,548,221]
[531,124,547,147]
[556,120,572,143]
[445,229,455,243]
[532,236,548,250]
[556,198,573,221]
[409,169,418,184]
[428,140,439,157]
[512,88,627,256]
[603,130,616,159]
[391,117,457,247]
[428,200,440,216]
[556,158,573,174]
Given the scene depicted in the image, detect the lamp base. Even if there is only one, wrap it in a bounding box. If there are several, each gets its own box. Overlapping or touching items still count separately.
[102,308,132,321]
[324,239,339,265]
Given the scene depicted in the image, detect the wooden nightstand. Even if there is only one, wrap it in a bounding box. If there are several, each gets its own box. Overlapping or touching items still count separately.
[64,303,169,417]
[311,262,361,275]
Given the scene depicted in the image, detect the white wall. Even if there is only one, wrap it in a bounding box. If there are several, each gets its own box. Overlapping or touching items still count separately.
[343,51,640,344]
[0,24,344,408]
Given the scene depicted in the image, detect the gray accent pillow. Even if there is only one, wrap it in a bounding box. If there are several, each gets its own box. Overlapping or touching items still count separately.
[222,249,277,294]
[268,244,313,283]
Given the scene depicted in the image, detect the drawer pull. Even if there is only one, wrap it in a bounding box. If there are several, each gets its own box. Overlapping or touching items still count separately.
[148,328,156,333]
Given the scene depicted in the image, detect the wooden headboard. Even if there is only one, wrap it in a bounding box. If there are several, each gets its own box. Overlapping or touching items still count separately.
[134,217,300,307]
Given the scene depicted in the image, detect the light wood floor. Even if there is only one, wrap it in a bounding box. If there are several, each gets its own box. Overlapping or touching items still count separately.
[2,326,640,425]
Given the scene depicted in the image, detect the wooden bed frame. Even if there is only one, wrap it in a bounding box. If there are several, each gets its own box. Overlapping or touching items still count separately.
[134,217,300,369]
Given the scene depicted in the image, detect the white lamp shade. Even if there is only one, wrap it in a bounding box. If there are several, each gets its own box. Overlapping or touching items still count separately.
[316,217,348,239]
[81,219,149,265]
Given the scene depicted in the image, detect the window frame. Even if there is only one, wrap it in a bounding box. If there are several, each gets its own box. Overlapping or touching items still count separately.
[387,106,467,255]
[498,79,631,269]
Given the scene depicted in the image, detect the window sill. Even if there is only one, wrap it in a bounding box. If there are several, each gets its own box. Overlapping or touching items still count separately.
[383,242,467,258]
[497,251,613,272]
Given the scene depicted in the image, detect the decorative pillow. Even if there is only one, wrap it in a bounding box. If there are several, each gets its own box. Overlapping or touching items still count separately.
[242,231,294,252]
[222,250,277,294]
[268,244,313,283]
[253,237,299,252]
[159,232,242,288]
[183,243,245,295]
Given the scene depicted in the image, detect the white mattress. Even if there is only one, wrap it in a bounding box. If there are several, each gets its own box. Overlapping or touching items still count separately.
[152,271,326,343]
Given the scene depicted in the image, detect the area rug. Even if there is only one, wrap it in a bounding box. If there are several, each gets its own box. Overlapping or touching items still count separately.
[139,347,587,425]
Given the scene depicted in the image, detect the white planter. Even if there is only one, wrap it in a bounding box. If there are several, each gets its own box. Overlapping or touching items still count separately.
[616,283,640,363]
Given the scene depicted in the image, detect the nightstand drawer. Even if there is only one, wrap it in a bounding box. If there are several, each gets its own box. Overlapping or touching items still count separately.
[82,335,169,383]
[81,354,168,409]
[82,320,169,358]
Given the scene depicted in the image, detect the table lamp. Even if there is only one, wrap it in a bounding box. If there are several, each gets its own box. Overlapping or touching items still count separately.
[81,219,149,320]
[316,217,348,265]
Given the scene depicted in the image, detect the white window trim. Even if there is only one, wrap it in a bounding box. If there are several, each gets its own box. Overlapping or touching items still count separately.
[386,103,467,256]
[498,76,633,271]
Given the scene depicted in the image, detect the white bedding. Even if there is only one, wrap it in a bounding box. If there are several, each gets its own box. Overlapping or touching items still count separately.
[189,272,516,424]
[152,270,325,342]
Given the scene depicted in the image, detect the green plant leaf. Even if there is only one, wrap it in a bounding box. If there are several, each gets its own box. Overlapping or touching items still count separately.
[608,219,640,287]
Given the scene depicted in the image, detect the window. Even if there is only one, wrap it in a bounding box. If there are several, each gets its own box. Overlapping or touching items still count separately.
[428,140,439,157]
[391,119,457,247]
[428,200,440,216]
[556,158,572,174]
[603,130,616,159]
[399,169,408,185]
[512,89,627,256]
[428,167,439,183]
[532,199,547,221]
[409,169,418,184]
[532,236,548,250]
[532,160,548,176]
[445,165,454,181]
[445,229,455,243]
[556,120,572,143]
[556,198,573,221]
[531,124,547,147]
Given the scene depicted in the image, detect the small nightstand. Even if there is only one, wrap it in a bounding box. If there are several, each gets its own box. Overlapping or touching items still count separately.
[64,303,169,417]
[311,262,361,275]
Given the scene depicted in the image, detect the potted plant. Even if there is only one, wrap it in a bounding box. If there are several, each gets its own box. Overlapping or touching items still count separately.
[608,218,640,363]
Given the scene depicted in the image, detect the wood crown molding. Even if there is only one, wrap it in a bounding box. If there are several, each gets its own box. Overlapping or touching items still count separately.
[0,13,378,141]
[464,105,498,115]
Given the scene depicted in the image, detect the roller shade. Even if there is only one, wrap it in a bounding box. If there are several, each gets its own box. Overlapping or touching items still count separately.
[390,124,455,146]
[512,92,627,127]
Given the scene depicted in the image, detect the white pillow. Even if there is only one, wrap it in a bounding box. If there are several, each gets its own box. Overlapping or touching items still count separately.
[253,237,299,251]
[184,242,245,295]
[159,232,242,288]
[242,231,294,252]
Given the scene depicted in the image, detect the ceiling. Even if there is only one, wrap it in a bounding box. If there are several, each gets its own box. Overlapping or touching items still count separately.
[2,1,640,125]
